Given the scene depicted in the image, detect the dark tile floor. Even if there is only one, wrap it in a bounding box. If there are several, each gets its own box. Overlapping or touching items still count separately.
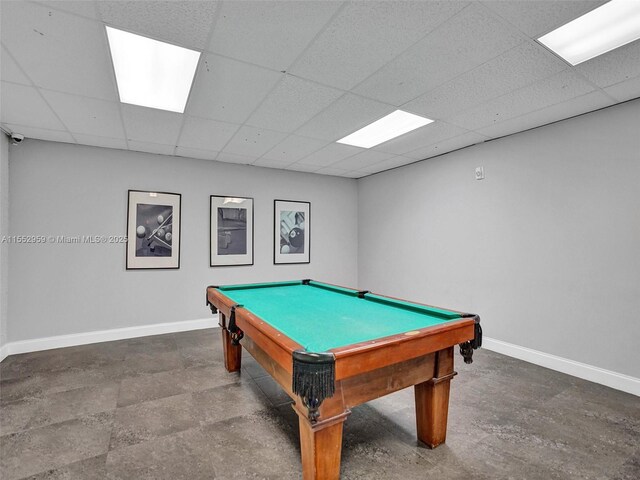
[0,328,638,479]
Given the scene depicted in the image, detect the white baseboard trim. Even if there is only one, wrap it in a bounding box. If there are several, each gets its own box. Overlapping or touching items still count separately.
[482,336,640,397]
[0,317,218,362]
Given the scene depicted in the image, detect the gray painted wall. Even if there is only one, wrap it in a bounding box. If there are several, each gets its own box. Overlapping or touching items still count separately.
[358,99,640,378]
[8,140,358,342]
[0,133,8,350]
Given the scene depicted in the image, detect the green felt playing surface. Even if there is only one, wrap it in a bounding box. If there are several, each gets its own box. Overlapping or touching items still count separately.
[218,281,462,352]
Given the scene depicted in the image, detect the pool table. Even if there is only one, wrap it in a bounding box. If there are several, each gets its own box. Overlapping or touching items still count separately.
[206,280,481,480]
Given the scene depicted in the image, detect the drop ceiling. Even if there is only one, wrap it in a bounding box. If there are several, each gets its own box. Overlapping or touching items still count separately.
[1,0,639,178]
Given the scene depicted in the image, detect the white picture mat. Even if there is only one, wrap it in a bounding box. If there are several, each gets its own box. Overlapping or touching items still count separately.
[274,200,310,264]
[127,191,181,269]
[210,196,253,266]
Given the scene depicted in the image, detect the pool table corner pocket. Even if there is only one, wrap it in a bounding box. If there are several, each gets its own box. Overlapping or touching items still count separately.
[459,314,482,364]
[292,349,336,423]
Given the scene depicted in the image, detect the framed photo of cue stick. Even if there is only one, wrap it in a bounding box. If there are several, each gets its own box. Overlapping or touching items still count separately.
[274,199,310,265]
[126,190,181,269]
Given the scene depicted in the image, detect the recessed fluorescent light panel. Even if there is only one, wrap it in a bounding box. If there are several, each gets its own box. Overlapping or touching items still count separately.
[106,26,201,113]
[538,0,640,66]
[337,110,433,149]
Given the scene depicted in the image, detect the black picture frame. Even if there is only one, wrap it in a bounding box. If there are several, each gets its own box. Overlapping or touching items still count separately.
[126,190,181,270]
[274,199,310,265]
[210,195,254,267]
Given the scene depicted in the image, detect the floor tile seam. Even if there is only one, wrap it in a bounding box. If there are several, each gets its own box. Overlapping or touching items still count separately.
[115,390,196,411]
[105,408,276,455]
[195,407,277,431]
[0,378,121,407]
[0,404,119,439]
[11,454,109,480]
[114,375,258,410]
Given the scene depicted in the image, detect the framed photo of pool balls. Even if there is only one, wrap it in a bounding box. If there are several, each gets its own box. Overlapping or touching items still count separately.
[126,190,181,270]
[210,195,254,267]
[274,199,310,265]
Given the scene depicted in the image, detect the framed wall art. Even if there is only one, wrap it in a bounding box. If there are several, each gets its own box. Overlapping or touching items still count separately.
[126,190,181,269]
[210,195,254,267]
[274,199,310,265]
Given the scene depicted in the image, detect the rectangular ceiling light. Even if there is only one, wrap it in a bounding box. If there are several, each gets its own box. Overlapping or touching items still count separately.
[106,26,201,113]
[337,110,433,149]
[538,0,640,66]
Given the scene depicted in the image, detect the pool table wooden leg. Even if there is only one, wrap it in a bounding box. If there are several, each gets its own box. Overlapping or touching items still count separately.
[297,413,347,480]
[293,389,349,480]
[219,313,242,372]
[415,346,456,448]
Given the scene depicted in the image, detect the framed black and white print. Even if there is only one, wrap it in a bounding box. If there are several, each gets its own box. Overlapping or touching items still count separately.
[274,199,310,265]
[210,195,254,267]
[126,190,181,269]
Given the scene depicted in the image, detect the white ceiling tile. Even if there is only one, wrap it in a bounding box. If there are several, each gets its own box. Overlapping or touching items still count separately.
[358,155,417,174]
[372,122,468,157]
[216,151,256,165]
[40,90,125,138]
[573,40,640,88]
[208,1,342,71]
[355,163,389,175]
[481,0,606,37]
[0,82,64,130]
[603,76,640,103]
[97,1,217,50]
[72,133,127,150]
[34,1,100,20]
[353,3,524,105]
[128,141,175,156]
[187,54,283,124]
[177,116,240,152]
[285,163,321,173]
[1,2,117,100]
[3,123,74,144]
[314,167,352,177]
[331,149,395,171]
[261,135,328,163]
[475,91,614,138]
[1,46,31,85]
[297,143,363,167]
[121,105,183,145]
[447,70,596,130]
[223,125,288,158]
[403,42,568,119]
[295,93,394,141]
[246,76,343,132]
[175,146,219,162]
[290,1,468,90]
[407,132,490,160]
[252,158,295,168]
